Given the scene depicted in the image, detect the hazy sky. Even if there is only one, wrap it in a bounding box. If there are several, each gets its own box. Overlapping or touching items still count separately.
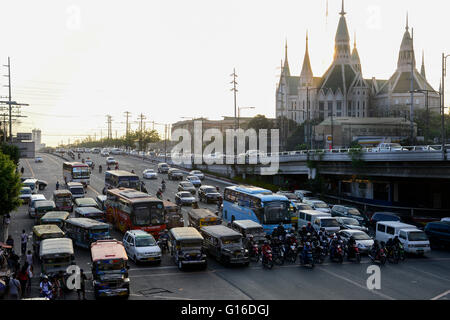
[1,0,449,146]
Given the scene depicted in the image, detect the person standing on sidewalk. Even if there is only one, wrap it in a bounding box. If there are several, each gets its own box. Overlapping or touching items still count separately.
[2,213,11,242]
[20,230,28,256]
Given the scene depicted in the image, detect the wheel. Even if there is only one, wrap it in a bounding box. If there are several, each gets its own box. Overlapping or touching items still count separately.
[356,254,361,263]
[267,261,273,269]
[338,255,343,264]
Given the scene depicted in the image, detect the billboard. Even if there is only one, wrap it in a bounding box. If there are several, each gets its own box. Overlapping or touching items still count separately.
[17,132,32,141]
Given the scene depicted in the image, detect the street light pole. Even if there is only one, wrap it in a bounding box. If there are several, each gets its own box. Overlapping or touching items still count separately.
[442,53,450,158]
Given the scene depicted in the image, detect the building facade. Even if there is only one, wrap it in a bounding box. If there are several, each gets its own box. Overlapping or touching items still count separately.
[275,1,439,125]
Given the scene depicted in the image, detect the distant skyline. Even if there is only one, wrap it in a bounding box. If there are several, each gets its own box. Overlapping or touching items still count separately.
[1,0,449,146]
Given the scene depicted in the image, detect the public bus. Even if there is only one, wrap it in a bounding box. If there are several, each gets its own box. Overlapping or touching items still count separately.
[222,185,293,235]
[105,188,166,238]
[103,170,146,194]
[63,162,90,186]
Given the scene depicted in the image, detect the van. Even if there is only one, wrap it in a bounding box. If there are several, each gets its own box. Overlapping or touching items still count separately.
[375,221,430,255]
[297,210,331,229]
[23,179,39,194]
[28,194,47,218]
[312,216,341,234]
[67,182,85,200]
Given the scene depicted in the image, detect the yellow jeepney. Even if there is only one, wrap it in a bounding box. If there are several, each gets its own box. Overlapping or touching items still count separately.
[40,211,70,228]
[32,225,65,257]
[188,208,222,230]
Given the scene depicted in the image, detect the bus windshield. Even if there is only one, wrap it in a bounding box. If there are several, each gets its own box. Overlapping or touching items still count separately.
[262,201,291,225]
[133,202,164,226]
[118,177,140,189]
[72,167,90,179]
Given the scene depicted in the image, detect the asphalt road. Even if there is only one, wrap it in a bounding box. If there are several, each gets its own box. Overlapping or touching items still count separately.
[6,152,450,300]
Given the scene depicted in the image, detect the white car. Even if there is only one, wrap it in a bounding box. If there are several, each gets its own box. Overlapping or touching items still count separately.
[189,170,204,180]
[100,150,110,157]
[294,190,313,201]
[34,156,43,163]
[106,157,117,165]
[123,230,161,264]
[303,199,331,213]
[143,169,157,179]
[338,229,374,254]
[186,175,202,187]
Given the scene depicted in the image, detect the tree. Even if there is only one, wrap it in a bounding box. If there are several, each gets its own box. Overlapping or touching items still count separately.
[246,114,274,133]
[0,143,20,165]
[0,152,22,241]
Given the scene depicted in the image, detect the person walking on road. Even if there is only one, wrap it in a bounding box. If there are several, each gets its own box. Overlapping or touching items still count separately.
[25,250,33,266]
[20,230,28,256]
[17,263,29,298]
[20,167,24,175]
[9,274,21,300]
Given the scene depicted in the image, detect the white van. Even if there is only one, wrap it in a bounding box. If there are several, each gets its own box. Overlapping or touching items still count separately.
[23,178,39,194]
[375,221,430,255]
[312,216,341,234]
[28,194,46,218]
[297,210,331,229]
[67,182,85,200]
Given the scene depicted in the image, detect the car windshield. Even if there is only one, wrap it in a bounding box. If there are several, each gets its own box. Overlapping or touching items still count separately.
[375,214,399,221]
[347,208,361,216]
[182,182,194,187]
[222,237,241,246]
[21,189,31,194]
[245,227,264,235]
[204,188,217,194]
[282,193,297,200]
[180,241,202,249]
[180,192,192,198]
[408,231,428,241]
[70,188,84,195]
[343,218,359,226]
[192,171,201,174]
[314,202,328,208]
[90,227,109,234]
[321,219,339,227]
[263,201,291,225]
[352,232,371,240]
[135,236,156,247]
[296,204,312,210]
[96,260,125,271]
[118,177,140,189]
[133,202,164,226]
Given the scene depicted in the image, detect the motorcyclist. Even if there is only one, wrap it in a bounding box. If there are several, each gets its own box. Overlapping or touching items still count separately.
[261,240,272,263]
[301,241,313,263]
[329,234,339,258]
[246,235,256,252]
[159,229,169,252]
[131,169,135,174]
[99,165,102,173]
[115,164,119,170]
[156,189,163,199]
[78,153,80,159]
[56,181,60,190]
[276,223,286,239]
[107,165,111,171]
[161,179,166,192]
[299,225,308,241]
[370,240,380,259]
[40,275,53,299]
[306,222,315,235]
[347,235,357,257]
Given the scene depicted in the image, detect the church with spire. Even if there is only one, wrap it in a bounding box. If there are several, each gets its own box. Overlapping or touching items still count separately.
[275,1,440,125]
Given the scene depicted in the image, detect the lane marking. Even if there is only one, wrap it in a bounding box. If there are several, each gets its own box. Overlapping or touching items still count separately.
[88,185,100,195]
[151,295,194,300]
[406,265,450,283]
[24,159,35,177]
[431,289,450,300]
[318,267,396,300]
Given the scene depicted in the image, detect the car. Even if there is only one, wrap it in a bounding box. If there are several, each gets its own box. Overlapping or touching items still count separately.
[441,217,450,223]
[36,180,48,191]
[189,170,205,181]
[294,190,314,201]
[142,169,157,179]
[34,156,43,163]
[158,163,170,174]
[74,197,100,209]
[186,175,201,187]
[106,157,117,165]
[331,205,367,224]
[338,229,374,254]
[123,230,162,264]
[276,191,299,200]
[369,212,401,229]
[178,181,196,195]
[335,217,369,232]
[424,221,450,248]
[85,159,94,168]
[100,149,110,157]
[168,168,184,181]
[19,187,33,204]
[303,199,331,213]
[374,143,407,152]
[175,191,197,206]
[198,185,222,203]
[292,201,313,211]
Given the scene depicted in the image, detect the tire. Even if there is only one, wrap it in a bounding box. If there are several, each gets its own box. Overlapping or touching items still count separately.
[380,256,386,265]
[356,254,361,263]
[338,255,343,264]
[267,260,274,269]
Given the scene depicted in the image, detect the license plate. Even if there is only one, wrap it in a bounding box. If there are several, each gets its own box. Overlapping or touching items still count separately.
[146,257,155,261]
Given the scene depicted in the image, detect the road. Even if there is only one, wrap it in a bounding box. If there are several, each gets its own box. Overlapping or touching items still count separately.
[6,152,450,300]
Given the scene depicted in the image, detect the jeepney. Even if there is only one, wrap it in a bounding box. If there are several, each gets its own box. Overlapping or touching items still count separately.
[74,197,100,210]
[39,238,75,277]
[33,200,56,223]
[231,219,266,247]
[163,200,184,229]
[90,239,130,299]
[200,225,249,266]
[32,225,65,257]
[74,207,105,222]
[64,218,110,249]
[40,211,70,228]
[95,195,107,211]
[53,190,73,212]
[168,227,207,270]
[188,208,222,230]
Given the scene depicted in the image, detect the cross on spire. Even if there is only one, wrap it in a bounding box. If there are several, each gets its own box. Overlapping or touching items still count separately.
[340,0,346,16]
[406,12,409,31]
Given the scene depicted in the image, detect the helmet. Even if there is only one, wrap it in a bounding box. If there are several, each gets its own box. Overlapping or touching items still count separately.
[264,240,268,244]
[320,227,325,232]
[290,228,295,233]
[302,226,306,230]
[306,233,311,237]
[248,235,254,239]
[333,235,337,239]
[307,222,311,226]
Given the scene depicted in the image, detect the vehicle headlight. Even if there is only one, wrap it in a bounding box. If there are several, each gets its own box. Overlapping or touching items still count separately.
[244,249,249,253]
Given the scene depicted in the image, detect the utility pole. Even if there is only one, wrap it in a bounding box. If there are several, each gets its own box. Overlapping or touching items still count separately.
[410,28,415,143]
[138,113,146,151]
[230,68,238,130]
[124,111,131,140]
[164,124,167,163]
[106,115,112,139]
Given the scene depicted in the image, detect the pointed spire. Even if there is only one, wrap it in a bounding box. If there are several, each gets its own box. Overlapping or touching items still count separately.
[300,30,313,86]
[406,12,409,31]
[354,31,356,49]
[283,39,290,76]
[421,50,426,79]
[340,0,346,16]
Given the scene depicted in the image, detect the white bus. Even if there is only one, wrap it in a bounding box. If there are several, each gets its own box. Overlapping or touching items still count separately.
[63,162,91,186]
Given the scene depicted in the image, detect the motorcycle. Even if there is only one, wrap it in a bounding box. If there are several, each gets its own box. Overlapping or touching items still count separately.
[346,244,361,263]
[158,237,169,254]
[99,165,102,174]
[369,247,387,265]
[299,247,315,268]
[261,250,274,269]
[397,243,406,261]
[271,245,285,266]
[330,244,344,263]
[249,244,260,263]
[312,245,326,264]
[285,244,298,263]
[161,183,166,193]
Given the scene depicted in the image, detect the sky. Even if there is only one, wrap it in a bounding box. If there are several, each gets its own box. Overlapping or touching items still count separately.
[0,0,449,147]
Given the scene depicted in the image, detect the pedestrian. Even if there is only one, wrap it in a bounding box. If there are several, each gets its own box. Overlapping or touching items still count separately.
[77,269,87,300]
[3,214,11,242]
[9,274,21,300]
[25,250,33,266]
[17,263,29,298]
[20,230,28,256]
[20,167,24,175]
[6,235,14,248]
[26,263,33,296]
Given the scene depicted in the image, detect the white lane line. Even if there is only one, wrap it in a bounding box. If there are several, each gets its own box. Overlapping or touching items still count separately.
[406,265,450,283]
[24,159,35,177]
[431,289,450,300]
[151,295,194,300]
[319,267,396,300]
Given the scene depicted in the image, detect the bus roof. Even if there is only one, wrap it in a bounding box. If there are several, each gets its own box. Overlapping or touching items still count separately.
[105,170,138,177]
[225,185,288,202]
[90,239,128,262]
[33,224,64,237]
[200,225,242,238]
[75,198,97,206]
[63,162,89,167]
[232,219,263,229]
[53,190,72,196]
[41,211,70,220]
[376,221,417,229]
[40,238,74,256]
[107,188,161,203]
[65,217,109,229]
[170,227,204,241]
